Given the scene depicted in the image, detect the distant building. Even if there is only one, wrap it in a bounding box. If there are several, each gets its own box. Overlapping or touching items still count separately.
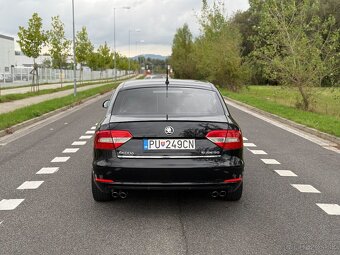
[0,34,15,74]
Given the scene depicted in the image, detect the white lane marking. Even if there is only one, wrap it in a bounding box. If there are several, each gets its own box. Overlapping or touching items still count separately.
[36,167,59,174]
[91,126,96,130]
[50,128,54,131]
[64,122,68,125]
[17,181,44,190]
[316,203,340,215]
[79,135,92,139]
[274,170,298,177]
[51,157,70,163]
[244,143,257,147]
[95,123,98,125]
[291,184,321,193]
[0,143,7,146]
[261,159,281,165]
[63,148,79,153]
[224,98,339,153]
[86,130,95,135]
[72,141,86,146]
[0,221,3,225]
[0,199,25,211]
[243,137,248,141]
[249,149,267,155]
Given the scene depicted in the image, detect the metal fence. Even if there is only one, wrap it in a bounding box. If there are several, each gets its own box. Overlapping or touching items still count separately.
[0,67,129,86]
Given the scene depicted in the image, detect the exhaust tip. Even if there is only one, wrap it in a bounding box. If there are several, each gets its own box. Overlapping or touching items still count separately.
[119,191,128,199]
[211,191,219,198]
[219,190,226,198]
[112,191,119,199]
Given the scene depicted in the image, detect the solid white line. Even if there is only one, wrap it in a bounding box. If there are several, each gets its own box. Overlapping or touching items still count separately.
[86,130,95,135]
[51,157,70,163]
[224,98,339,153]
[17,181,44,190]
[72,141,86,146]
[316,203,340,215]
[91,126,96,130]
[274,170,298,177]
[291,184,321,193]
[249,149,267,155]
[36,167,59,174]
[244,143,257,147]
[79,135,92,139]
[243,137,248,141]
[63,148,79,153]
[0,199,25,211]
[261,159,281,165]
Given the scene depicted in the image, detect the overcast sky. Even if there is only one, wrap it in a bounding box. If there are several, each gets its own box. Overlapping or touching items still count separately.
[0,0,249,57]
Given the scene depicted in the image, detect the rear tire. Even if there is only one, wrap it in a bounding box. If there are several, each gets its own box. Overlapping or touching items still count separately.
[223,183,243,201]
[91,175,113,202]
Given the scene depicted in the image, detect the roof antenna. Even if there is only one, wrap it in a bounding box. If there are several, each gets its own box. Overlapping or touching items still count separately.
[165,65,170,90]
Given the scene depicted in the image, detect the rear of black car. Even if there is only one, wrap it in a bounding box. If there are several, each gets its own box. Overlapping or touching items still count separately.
[92,80,244,201]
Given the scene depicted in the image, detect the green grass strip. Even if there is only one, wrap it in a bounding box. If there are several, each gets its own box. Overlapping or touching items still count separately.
[220,89,340,137]
[0,82,119,131]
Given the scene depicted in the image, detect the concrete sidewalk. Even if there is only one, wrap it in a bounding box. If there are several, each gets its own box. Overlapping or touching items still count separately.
[0,82,112,114]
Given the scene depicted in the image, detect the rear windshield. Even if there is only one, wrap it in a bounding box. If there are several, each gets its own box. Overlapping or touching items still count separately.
[112,87,225,117]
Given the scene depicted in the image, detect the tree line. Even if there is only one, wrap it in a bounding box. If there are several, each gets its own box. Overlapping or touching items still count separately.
[17,13,139,88]
[170,0,339,110]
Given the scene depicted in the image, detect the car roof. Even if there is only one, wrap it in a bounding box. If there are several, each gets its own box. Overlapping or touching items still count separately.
[120,79,215,90]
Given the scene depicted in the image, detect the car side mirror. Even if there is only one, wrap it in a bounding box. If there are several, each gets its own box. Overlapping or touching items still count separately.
[102,100,110,109]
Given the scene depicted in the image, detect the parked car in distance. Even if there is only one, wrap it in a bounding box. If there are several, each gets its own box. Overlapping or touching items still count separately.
[92,79,244,202]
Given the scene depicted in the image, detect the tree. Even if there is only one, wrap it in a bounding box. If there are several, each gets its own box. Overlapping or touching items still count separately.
[47,16,71,87]
[170,24,196,79]
[251,0,339,110]
[17,13,47,91]
[76,27,94,83]
[193,0,247,91]
[97,42,113,79]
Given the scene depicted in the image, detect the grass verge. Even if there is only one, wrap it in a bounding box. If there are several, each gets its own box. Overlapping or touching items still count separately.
[220,87,340,137]
[0,82,119,131]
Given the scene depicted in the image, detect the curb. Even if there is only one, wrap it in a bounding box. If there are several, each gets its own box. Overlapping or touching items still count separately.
[224,96,340,146]
[0,90,111,139]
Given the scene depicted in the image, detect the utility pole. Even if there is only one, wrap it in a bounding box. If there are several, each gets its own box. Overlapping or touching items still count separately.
[72,0,77,96]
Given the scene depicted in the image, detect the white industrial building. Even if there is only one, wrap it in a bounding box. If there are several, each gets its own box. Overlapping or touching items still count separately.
[0,34,15,74]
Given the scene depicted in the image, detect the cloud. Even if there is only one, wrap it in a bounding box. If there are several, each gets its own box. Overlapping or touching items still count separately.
[0,0,249,56]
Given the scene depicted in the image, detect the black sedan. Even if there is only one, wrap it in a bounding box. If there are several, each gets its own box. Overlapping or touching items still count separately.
[92,79,244,201]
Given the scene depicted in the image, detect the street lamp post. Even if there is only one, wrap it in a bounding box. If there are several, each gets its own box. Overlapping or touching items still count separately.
[128,29,140,72]
[72,0,77,96]
[113,6,130,80]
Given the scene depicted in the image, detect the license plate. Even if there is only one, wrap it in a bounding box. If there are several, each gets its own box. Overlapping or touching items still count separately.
[144,139,195,150]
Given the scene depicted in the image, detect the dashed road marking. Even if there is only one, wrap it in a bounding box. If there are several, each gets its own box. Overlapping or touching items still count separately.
[274,170,298,177]
[243,137,248,141]
[86,130,95,135]
[50,128,54,131]
[291,184,321,193]
[244,143,257,147]
[17,181,44,190]
[51,157,70,163]
[0,221,3,225]
[261,159,281,165]
[0,199,25,211]
[63,148,79,153]
[36,167,59,174]
[91,126,96,130]
[249,149,267,155]
[316,203,340,215]
[79,135,92,140]
[72,141,86,146]
[64,122,68,125]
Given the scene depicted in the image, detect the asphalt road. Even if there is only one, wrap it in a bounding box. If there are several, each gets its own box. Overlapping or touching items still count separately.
[0,91,339,255]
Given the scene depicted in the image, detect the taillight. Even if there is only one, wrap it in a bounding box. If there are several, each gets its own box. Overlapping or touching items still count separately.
[206,129,243,150]
[94,130,132,150]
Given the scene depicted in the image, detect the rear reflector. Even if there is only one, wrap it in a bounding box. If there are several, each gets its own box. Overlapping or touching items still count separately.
[206,130,243,150]
[224,177,243,183]
[95,178,114,183]
[94,130,133,150]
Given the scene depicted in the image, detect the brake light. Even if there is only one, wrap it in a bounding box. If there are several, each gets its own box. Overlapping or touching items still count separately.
[206,130,243,150]
[94,130,133,150]
[224,177,243,183]
[95,178,114,183]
